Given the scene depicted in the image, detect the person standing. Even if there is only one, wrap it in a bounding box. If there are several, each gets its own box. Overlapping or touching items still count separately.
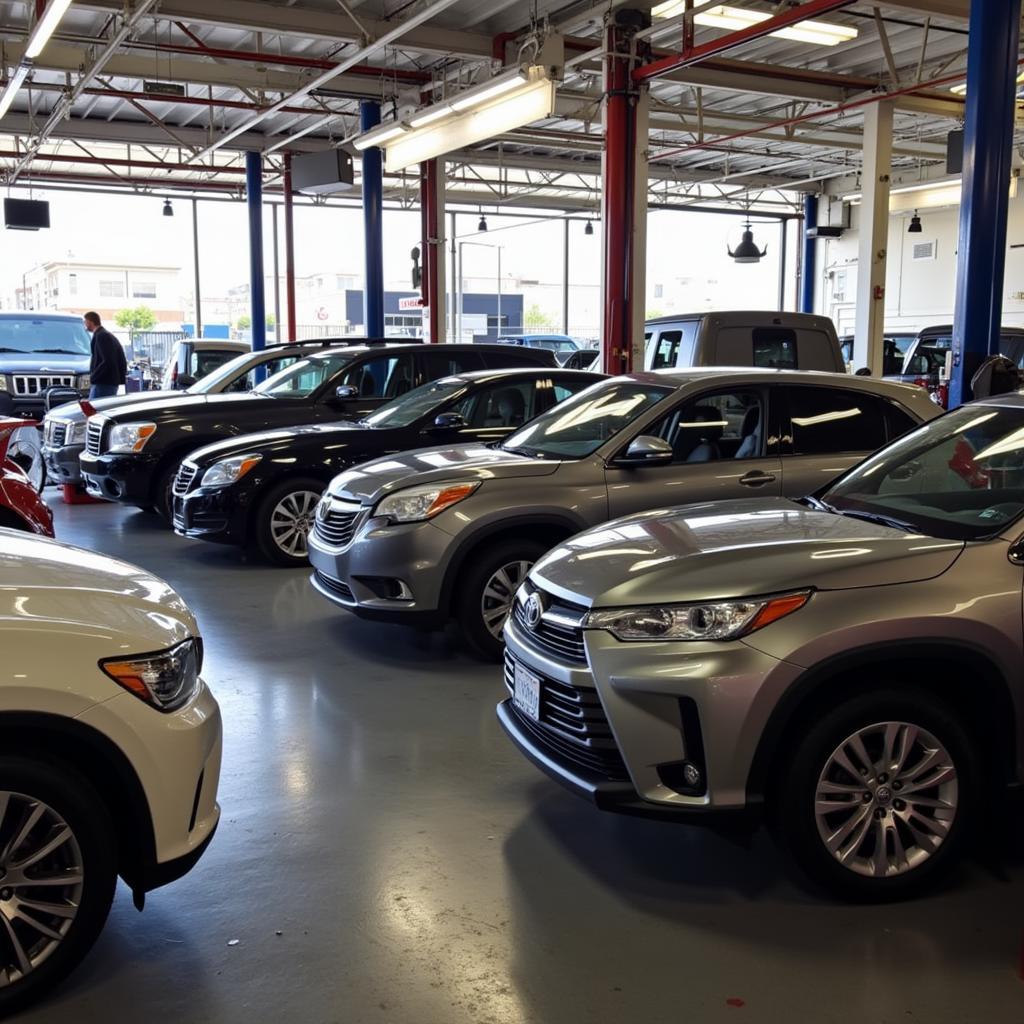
[83,312,127,399]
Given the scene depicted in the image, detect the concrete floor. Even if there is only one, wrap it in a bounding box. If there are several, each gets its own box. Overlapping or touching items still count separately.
[19,498,1024,1023]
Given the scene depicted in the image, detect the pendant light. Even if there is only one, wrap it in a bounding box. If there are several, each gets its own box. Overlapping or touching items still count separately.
[728,222,767,264]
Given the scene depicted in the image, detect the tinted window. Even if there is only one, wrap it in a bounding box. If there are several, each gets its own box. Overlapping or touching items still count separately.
[0,317,91,355]
[455,380,536,428]
[646,390,764,463]
[190,350,237,380]
[364,377,468,428]
[338,353,414,398]
[257,352,356,398]
[753,328,797,369]
[423,350,484,380]
[885,402,918,439]
[481,349,552,369]
[786,387,886,455]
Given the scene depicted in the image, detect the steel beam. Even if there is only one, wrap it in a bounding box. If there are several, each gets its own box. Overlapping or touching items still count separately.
[949,0,1022,407]
[361,100,385,339]
[246,151,267,352]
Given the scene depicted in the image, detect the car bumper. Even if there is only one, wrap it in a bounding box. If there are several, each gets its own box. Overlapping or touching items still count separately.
[306,513,452,623]
[173,485,248,545]
[80,451,159,504]
[501,613,801,816]
[75,680,223,891]
[43,442,85,484]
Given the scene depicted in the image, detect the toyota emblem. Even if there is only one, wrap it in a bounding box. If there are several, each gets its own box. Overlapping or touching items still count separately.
[316,497,331,522]
[524,593,544,630]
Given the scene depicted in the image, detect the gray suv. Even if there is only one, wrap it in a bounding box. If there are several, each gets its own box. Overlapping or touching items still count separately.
[499,395,1024,899]
[307,370,939,659]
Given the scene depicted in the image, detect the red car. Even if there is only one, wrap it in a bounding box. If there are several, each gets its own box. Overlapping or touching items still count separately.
[0,419,54,536]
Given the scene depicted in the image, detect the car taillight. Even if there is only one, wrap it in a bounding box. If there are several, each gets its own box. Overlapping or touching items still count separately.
[914,377,928,389]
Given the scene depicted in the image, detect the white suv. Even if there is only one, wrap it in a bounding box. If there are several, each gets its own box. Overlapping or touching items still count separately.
[0,529,222,1014]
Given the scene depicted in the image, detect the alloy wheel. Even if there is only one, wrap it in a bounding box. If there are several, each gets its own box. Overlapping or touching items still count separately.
[269,490,321,558]
[7,429,44,492]
[480,560,533,639]
[0,791,83,987]
[814,721,958,879]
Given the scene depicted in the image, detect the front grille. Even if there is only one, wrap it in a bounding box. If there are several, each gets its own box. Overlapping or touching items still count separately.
[505,652,628,780]
[512,583,587,664]
[174,462,199,497]
[85,419,104,456]
[313,570,354,603]
[12,374,76,396]
[45,420,69,447]
[312,499,363,547]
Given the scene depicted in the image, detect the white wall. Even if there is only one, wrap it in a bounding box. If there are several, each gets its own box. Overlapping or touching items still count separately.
[817,193,1024,335]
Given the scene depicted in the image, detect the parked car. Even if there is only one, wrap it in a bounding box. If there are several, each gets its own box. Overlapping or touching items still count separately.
[0,312,92,420]
[308,369,939,659]
[839,331,916,376]
[42,339,341,487]
[0,418,54,535]
[160,338,250,390]
[173,367,604,566]
[80,343,558,521]
[644,312,844,373]
[0,529,221,1014]
[499,393,1024,900]
[494,334,580,362]
[563,348,600,370]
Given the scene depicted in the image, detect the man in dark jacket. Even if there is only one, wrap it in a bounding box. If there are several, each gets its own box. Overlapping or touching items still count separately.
[83,312,127,399]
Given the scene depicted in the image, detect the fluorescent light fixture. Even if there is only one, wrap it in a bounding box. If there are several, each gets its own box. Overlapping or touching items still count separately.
[652,2,857,46]
[384,76,555,173]
[352,121,407,151]
[24,0,75,59]
[950,70,1024,96]
[408,104,455,129]
[450,68,529,111]
[0,62,32,120]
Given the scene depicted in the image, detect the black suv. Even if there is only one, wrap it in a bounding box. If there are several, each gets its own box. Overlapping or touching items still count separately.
[80,342,557,519]
[172,367,604,565]
[0,312,92,419]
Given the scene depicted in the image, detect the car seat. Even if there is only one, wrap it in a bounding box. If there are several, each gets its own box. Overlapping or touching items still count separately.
[735,404,761,459]
[681,405,723,462]
[485,387,527,427]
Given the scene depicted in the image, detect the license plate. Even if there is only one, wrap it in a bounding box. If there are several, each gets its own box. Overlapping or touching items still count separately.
[513,661,541,721]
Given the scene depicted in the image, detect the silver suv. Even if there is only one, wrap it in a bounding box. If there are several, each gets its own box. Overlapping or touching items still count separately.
[499,395,1024,900]
[308,369,939,659]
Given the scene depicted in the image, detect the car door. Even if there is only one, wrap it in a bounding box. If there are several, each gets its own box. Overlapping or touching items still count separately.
[425,377,542,447]
[327,351,416,418]
[604,386,783,519]
[419,348,485,386]
[777,384,894,496]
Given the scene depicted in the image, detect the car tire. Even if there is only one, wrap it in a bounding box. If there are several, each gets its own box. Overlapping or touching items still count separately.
[773,689,977,902]
[254,478,325,567]
[0,756,117,1018]
[153,463,180,524]
[457,539,546,661]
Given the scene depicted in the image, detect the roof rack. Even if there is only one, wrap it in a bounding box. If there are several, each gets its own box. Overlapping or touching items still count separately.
[260,337,419,351]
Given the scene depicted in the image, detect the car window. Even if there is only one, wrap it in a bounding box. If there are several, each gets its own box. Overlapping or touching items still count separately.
[256,351,356,398]
[423,350,485,380]
[885,402,919,439]
[363,377,468,428]
[651,331,681,370]
[454,380,536,428]
[646,390,764,463]
[337,353,414,399]
[753,328,798,369]
[824,404,1024,540]
[190,350,236,380]
[481,349,549,369]
[785,386,887,455]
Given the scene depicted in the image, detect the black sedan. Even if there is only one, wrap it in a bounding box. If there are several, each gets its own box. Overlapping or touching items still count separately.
[172,367,604,565]
[79,341,558,520]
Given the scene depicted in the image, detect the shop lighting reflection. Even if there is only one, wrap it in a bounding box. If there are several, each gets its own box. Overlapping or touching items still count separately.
[974,425,1024,461]
[810,547,872,559]
[792,407,861,428]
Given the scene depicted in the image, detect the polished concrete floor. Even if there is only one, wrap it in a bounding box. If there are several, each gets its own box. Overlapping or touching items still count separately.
[21,498,1024,1023]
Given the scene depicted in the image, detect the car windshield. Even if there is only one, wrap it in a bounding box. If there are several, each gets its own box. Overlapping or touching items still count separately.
[186,350,254,394]
[501,380,672,459]
[822,403,1024,540]
[0,317,91,355]
[255,351,355,398]
[362,377,468,429]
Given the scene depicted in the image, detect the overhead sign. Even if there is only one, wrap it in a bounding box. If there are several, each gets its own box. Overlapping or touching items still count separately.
[398,297,424,310]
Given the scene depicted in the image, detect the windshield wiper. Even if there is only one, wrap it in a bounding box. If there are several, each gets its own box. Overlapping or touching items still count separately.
[33,348,84,355]
[831,508,917,533]
[0,348,25,353]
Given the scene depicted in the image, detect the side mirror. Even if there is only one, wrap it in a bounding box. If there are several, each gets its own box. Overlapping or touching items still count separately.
[177,374,198,389]
[431,412,466,431]
[334,384,359,401]
[617,434,674,466]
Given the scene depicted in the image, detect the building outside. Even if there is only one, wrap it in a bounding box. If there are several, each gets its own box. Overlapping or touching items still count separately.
[11,258,185,325]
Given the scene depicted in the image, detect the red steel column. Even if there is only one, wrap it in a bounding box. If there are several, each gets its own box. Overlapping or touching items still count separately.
[422,158,444,343]
[283,152,297,342]
[601,14,642,374]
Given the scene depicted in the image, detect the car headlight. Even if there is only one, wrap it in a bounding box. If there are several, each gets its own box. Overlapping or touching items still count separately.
[201,454,262,488]
[100,638,202,711]
[67,421,86,445]
[107,421,157,453]
[584,591,811,642]
[375,480,480,523]
[78,373,91,389]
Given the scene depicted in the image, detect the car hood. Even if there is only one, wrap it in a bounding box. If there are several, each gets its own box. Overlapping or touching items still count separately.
[185,419,372,466]
[0,353,89,373]
[97,390,267,422]
[328,443,560,503]
[47,389,182,425]
[0,531,198,653]
[531,497,965,608]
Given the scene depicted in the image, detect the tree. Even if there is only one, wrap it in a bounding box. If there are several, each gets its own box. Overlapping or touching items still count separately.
[266,313,276,329]
[114,306,157,331]
[236,314,252,330]
[524,303,555,330]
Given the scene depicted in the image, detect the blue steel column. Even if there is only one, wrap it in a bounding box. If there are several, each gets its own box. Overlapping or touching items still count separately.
[361,100,385,339]
[245,151,266,352]
[949,0,1021,407]
[800,194,817,314]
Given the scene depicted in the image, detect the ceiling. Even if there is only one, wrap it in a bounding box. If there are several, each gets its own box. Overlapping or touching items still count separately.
[0,0,994,214]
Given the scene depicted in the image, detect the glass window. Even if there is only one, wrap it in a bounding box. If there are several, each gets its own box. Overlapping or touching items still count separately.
[786,387,887,456]
[68,273,78,296]
[423,350,485,380]
[256,352,356,398]
[336,353,414,399]
[502,380,672,460]
[753,328,798,369]
[133,281,157,299]
[885,402,918,440]
[190,349,237,380]
[651,330,681,370]
[454,380,536,428]
[99,280,125,298]
[646,390,763,463]
[362,377,467,428]
[0,316,91,355]
[823,405,1024,540]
